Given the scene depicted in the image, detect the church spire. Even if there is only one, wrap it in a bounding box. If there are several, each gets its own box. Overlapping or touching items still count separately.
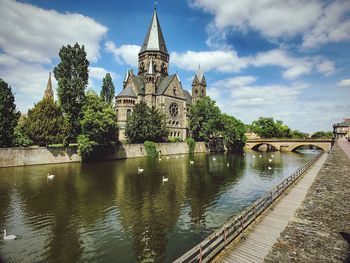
[139,8,168,54]
[44,72,54,100]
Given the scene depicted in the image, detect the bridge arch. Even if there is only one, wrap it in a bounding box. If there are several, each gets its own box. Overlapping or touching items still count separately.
[291,144,326,152]
[251,143,278,152]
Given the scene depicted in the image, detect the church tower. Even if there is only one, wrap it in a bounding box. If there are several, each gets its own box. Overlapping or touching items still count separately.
[138,7,169,93]
[191,66,206,103]
[44,72,54,100]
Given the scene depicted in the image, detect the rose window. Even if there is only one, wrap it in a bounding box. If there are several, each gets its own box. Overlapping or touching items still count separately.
[169,103,179,117]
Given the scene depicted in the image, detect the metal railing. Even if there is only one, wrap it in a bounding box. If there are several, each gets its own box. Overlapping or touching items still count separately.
[173,153,323,263]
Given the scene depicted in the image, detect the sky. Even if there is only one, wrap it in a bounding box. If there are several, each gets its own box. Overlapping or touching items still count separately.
[0,0,349,133]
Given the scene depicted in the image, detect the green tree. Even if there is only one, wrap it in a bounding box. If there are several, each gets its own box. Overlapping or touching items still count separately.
[13,115,32,147]
[53,43,89,145]
[221,114,247,152]
[311,131,333,139]
[125,101,169,143]
[275,120,293,138]
[188,97,222,141]
[78,91,118,159]
[251,117,279,138]
[100,73,115,105]
[292,130,309,139]
[25,98,64,146]
[0,79,20,147]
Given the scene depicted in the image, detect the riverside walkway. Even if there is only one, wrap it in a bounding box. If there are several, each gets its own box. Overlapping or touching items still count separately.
[214,152,328,263]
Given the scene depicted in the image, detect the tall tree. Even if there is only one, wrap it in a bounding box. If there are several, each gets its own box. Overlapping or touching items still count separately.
[125,101,168,143]
[100,73,115,105]
[0,79,20,147]
[25,98,64,146]
[188,97,221,141]
[221,114,247,152]
[53,43,89,145]
[78,91,118,159]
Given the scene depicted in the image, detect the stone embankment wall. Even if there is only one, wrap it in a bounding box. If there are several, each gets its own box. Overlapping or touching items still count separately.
[0,142,208,168]
[264,141,350,262]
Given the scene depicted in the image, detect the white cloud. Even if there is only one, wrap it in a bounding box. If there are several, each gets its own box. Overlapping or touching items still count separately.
[105,41,140,67]
[190,0,350,49]
[0,0,108,113]
[302,1,350,49]
[89,67,117,80]
[172,48,334,80]
[171,50,249,73]
[337,79,350,87]
[0,0,107,63]
[212,76,256,88]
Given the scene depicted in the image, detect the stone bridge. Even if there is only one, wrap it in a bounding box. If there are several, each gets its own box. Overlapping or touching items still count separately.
[245,139,334,152]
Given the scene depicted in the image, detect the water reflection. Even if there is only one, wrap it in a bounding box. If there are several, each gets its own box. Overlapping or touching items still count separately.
[0,151,317,262]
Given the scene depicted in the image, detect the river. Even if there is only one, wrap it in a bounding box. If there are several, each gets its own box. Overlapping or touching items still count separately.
[0,150,319,262]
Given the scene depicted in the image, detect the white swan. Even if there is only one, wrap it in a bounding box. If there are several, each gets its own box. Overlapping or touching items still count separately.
[3,230,16,240]
[158,158,162,161]
[259,155,262,158]
[162,176,168,182]
[268,158,273,162]
[271,154,274,158]
[181,155,184,158]
[268,166,272,170]
[47,173,55,180]
[227,163,230,167]
[190,160,194,165]
[212,157,216,161]
[253,156,256,158]
[138,167,144,173]
[166,157,170,160]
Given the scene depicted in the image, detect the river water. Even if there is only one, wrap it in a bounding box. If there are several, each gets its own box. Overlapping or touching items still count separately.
[0,150,319,263]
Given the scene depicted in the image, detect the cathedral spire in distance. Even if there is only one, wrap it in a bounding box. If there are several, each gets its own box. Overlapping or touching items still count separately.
[44,72,54,100]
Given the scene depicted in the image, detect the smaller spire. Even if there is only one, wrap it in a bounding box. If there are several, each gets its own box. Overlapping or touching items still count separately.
[44,72,54,100]
[123,68,130,84]
[196,64,204,82]
[154,0,158,10]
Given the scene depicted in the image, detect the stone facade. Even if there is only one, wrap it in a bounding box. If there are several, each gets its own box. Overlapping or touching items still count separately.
[333,118,350,139]
[115,9,206,141]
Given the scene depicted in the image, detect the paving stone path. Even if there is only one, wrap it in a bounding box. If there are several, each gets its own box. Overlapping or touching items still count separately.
[264,140,350,262]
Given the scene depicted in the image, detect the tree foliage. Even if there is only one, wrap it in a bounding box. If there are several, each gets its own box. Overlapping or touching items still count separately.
[292,130,309,139]
[188,97,246,152]
[311,131,333,139]
[144,141,158,158]
[25,98,64,146]
[53,43,89,145]
[125,101,169,143]
[78,91,118,160]
[251,117,292,138]
[186,138,196,154]
[188,97,222,141]
[13,115,32,147]
[0,79,20,147]
[100,73,115,105]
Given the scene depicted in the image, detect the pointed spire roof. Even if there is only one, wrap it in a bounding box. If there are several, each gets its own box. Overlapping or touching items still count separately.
[123,68,130,83]
[139,9,168,54]
[44,72,54,100]
[196,65,204,82]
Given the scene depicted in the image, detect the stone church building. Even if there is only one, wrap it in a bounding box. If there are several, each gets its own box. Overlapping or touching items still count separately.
[115,8,207,141]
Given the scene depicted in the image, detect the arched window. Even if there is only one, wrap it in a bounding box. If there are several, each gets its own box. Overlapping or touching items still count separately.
[169,103,179,117]
[127,109,132,120]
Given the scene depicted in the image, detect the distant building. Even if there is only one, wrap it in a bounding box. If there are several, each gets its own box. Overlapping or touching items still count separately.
[115,8,207,141]
[44,72,54,100]
[333,118,350,139]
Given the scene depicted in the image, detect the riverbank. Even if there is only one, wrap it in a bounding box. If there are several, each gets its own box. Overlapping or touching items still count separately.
[214,152,327,263]
[265,140,350,262]
[0,142,208,168]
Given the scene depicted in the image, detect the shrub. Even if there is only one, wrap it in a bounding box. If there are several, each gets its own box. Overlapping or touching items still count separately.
[186,138,196,154]
[78,135,97,160]
[144,141,158,158]
[168,137,182,143]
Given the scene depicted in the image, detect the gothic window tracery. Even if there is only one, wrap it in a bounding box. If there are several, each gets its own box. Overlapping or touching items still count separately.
[169,103,179,117]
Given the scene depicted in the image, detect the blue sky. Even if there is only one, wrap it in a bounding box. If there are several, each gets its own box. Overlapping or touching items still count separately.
[0,0,349,133]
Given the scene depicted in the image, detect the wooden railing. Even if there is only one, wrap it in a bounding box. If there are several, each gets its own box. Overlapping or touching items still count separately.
[173,153,323,263]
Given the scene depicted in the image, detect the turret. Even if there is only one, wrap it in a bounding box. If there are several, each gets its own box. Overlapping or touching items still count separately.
[192,66,206,103]
[44,72,54,100]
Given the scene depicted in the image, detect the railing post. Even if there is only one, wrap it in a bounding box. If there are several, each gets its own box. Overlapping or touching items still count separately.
[198,244,203,263]
[224,226,227,249]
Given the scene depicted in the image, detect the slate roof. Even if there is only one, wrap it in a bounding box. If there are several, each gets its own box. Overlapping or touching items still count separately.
[116,85,137,98]
[132,75,145,94]
[139,9,168,54]
[183,90,192,105]
[156,74,176,95]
